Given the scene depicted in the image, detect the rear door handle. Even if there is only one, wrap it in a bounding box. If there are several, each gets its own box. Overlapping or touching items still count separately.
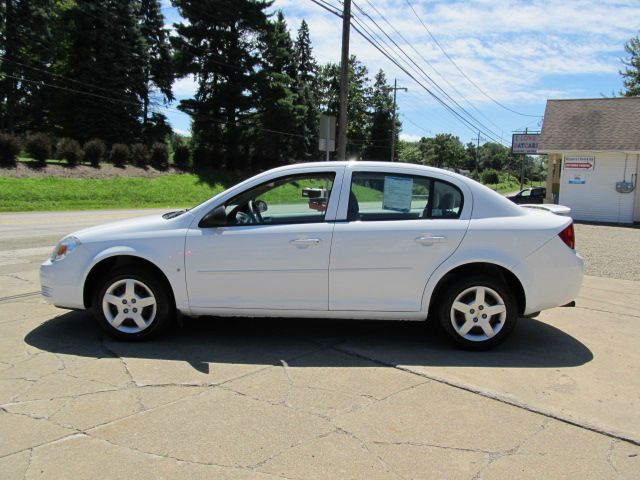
[415,235,446,246]
[289,238,321,247]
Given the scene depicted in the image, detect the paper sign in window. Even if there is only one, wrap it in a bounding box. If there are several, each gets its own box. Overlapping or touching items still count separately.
[383,176,413,212]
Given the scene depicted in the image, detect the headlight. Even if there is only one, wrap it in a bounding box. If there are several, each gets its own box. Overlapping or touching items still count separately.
[50,236,81,262]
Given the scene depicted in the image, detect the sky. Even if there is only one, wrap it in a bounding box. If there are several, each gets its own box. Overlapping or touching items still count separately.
[161,0,640,148]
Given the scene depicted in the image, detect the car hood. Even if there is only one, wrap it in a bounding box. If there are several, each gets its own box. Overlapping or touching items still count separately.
[68,211,195,243]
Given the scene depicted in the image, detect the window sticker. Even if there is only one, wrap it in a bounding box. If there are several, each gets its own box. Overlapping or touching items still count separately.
[382,176,413,212]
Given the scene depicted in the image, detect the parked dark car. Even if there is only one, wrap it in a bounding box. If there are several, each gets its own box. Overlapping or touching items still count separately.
[507,187,546,204]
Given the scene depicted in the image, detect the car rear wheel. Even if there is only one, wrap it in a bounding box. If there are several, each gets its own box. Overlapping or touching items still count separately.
[92,266,174,341]
[438,274,518,350]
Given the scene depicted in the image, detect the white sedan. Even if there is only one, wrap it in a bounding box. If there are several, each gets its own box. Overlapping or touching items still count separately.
[40,161,583,349]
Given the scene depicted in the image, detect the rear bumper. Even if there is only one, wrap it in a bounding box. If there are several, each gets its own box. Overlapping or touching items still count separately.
[512,237,584,315]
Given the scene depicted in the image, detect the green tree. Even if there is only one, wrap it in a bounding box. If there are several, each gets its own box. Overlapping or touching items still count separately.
[464,141,478,172]
[318,55,371,158]
[397,139,422,164]
[59,0,146,143]
[422,133,467,169]
[292,19,319,161]
[254,11,300,169]
[364,70,394,160]
[621,33,640,96]
[478,142,510,171]
[0,0,58,133]
[138,0,174,140]
[172,0,272,169]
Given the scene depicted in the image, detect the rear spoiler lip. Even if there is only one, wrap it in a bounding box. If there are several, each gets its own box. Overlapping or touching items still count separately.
[520,204,572,216]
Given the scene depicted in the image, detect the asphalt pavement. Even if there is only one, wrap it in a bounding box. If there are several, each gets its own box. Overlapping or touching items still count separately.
[0,209,639,479]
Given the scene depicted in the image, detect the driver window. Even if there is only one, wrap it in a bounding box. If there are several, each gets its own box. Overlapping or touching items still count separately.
[225,173,335,226]
[520,189,531,197]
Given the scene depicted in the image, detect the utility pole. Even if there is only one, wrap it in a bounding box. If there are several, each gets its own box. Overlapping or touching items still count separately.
[337,0,351,160]
[475,131,481,173]
[389,78,407,162]
[520,128,527,190]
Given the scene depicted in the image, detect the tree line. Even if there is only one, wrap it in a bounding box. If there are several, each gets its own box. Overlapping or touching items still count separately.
[397,134,546,183]
[0,0,399,171]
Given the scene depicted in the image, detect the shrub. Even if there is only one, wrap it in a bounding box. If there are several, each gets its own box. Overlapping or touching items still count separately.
[173,144,191,170]
[130,143,150,168]
[56,137,83,167]
[25,133,52,166]
[481,169,500,185]
[192,147,212,170]
[0,132,21,167]
[83,138,106,167]
[109,143,130,168]
[150,142,169,171]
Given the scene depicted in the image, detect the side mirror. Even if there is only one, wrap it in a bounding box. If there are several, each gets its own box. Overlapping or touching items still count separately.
[199,205,227,228]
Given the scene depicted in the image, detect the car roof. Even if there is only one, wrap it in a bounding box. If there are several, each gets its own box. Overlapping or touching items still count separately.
[190,160,527,220]
[272,160,472,182]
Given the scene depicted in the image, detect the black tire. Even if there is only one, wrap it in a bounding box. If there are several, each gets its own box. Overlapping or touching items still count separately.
[437,274,518,350]
[92,266,174,341]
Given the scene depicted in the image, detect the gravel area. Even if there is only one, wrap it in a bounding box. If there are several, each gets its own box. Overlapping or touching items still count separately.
[575,222,640,280]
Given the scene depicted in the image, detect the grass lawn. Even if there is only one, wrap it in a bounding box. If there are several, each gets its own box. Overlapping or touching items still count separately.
[484,174,544,195]
[0,174,228,212]
[0,165,545,213]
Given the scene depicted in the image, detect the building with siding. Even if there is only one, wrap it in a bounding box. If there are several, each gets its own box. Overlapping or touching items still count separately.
[538,97,640,223]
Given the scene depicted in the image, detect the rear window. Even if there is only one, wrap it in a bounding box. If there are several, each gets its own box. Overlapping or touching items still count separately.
[348,172,463,221]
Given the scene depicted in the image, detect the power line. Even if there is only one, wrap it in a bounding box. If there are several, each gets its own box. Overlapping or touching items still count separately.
[404,0,542,118]
[342,3,506,145]
[347,12,480,139]
[0,55,137,100]
[362,0,505,135]
[2,72,315,141]
[350,1,504,144]
[312,0,509,145]
[401,115,432,136]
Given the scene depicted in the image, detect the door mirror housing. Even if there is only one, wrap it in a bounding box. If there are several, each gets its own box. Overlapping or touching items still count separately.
[199,205,227,228]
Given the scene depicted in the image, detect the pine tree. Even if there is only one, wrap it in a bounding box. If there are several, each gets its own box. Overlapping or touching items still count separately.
[0,0,58,133]
[172,0,272,169]
[364,70,394,160]
[318,55,371,159]
[138,0,174,143]
[254,11,300,169]
[59,0,147,143]
[621,33,640,96]
[292,20,319,161]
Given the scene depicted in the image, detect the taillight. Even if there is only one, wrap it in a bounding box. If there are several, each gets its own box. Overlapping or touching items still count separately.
[558,223,575,249]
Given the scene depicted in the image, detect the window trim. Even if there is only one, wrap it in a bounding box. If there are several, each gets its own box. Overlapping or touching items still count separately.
[347,171,464,222]
[208,171,337,228]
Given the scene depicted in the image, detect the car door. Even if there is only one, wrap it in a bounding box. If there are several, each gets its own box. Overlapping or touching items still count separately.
[329,167,471,312]
[185,168,343,311]
[515,189,531,204]
[532,188,545,203]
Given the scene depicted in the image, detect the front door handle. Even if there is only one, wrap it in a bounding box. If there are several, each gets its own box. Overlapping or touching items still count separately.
[415,235,446,246]
[289,238,321,248]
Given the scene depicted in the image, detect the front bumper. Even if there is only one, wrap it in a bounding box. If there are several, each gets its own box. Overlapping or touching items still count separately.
[40,259,86,309]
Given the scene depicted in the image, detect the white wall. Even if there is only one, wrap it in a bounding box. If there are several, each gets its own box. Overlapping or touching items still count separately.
[558,151,638,223]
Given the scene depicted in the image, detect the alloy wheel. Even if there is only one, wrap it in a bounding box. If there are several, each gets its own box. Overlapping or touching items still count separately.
[449,286,507,342]
[101,278,157,334]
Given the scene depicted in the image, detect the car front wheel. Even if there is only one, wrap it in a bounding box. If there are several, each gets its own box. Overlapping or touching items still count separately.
[438,274,518,350]
[92,266,174,341]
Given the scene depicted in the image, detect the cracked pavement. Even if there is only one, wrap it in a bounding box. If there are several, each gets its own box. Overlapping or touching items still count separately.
[1,210,639,479]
